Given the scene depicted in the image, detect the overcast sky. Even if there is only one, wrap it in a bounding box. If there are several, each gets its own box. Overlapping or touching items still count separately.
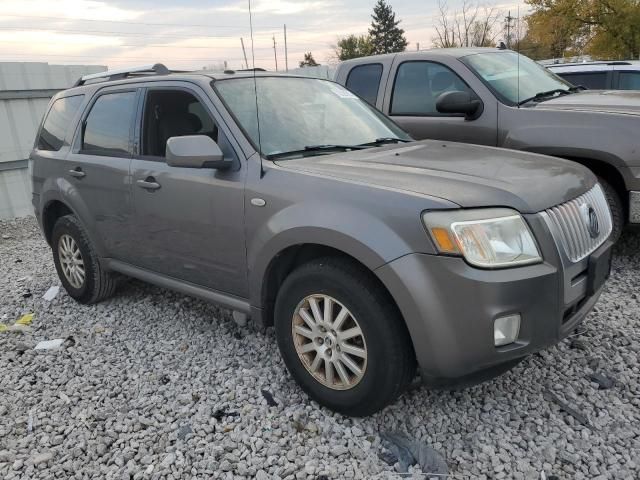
[0,0,526,71]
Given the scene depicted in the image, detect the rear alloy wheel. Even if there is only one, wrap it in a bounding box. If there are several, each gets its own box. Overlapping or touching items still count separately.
[58,234,86,289]
[52,214,117,304]
[275,258,415,416]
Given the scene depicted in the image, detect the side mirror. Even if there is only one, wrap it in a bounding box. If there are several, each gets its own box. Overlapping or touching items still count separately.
[436,91,483,120]
[166,135,231,170]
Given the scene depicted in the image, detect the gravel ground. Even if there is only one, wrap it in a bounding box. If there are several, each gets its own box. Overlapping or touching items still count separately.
[0,216,639,480]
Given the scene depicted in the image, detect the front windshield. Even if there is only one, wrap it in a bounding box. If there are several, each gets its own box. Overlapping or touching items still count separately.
[214,77,409,157]
[461,51,573,105]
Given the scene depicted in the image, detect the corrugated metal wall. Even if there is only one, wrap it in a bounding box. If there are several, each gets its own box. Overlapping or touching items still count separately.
[0,62,106,220]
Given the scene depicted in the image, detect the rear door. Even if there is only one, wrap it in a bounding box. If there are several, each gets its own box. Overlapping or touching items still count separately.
[382,54,498,145]
[129,82,247,297]
[65,87,138,260]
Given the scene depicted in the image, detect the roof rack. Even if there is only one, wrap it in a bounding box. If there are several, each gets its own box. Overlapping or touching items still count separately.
[221,68,267,75]
[73,63,170,87]
[550,61,632,67]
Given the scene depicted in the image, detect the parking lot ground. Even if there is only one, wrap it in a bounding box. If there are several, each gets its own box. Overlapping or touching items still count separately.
[1,216,639,479]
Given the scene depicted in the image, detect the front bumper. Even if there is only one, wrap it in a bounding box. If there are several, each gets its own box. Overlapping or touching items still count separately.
[375,216,611,380]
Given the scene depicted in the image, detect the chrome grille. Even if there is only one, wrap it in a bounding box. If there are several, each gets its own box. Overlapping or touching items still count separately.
[545,184,612,262]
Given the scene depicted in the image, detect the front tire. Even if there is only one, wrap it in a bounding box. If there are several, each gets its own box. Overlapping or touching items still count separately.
[274,258,415,416]
[598,176,624,242]
[52,215,117,304]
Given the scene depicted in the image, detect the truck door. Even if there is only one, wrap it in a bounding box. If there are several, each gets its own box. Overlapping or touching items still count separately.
[382,55,498,146]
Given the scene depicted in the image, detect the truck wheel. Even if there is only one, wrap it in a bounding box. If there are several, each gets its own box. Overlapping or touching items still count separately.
[274,258,415,416]
[51,215,117,304]
[598,177,624,242]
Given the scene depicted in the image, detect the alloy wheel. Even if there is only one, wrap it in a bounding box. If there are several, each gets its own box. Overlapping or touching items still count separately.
[58,234,85,289]
[292,294,367,390]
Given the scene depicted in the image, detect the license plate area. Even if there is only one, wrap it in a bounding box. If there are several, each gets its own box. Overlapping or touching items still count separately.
[586,241,613,295]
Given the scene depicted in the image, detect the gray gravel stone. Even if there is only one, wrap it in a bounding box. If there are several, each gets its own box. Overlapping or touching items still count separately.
[1,216,639,479]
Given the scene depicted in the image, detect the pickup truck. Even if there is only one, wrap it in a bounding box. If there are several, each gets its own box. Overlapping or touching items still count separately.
[335,47,640,240]
[32,65,612,415]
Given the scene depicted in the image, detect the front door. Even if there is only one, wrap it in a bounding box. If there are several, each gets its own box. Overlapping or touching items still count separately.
[384,58,497,146]
[129,84,247,297]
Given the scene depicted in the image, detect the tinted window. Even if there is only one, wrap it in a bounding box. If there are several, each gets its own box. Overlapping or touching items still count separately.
[82,91,136,155]
[37,95,84,151]
[346,64,383,105]
[560,72,608,89]
[391,61,471,115]
[619,72,640,90]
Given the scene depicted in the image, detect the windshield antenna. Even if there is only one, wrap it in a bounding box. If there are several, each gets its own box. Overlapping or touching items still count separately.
[248,0,264,178]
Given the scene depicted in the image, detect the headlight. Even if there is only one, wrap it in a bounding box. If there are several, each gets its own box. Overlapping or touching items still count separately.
[422,208,542,268]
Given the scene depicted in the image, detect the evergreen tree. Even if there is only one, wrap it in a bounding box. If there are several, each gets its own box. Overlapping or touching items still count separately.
[369,0,408,54]
[299,52,319,67]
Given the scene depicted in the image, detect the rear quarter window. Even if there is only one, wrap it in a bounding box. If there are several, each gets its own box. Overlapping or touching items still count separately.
[619,72,640,90]
[345,64,383,106]
[37,95,84,151]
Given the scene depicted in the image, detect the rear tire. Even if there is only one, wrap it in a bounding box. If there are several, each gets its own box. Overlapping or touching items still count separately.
[52,215,117,304]
[598,176,624,242]
[274,257,415,416]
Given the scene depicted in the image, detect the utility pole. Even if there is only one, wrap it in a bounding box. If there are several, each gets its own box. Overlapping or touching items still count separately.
[284,24,289,72]
[504,11,516,49]
[240,37,249,69]
[272,35,278,71]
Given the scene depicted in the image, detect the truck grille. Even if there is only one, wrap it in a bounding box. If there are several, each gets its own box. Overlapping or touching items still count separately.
[545,184,612,262]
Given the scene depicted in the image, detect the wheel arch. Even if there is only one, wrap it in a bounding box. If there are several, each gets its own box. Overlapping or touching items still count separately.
[256,243,406,334]
[42,199,75,245]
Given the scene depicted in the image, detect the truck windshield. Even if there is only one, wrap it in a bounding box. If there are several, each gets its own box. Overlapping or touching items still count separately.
[461,51,573,105]
[214,76,409,158]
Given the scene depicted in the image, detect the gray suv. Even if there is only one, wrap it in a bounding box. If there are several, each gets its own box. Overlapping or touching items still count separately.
[336,48,640,239]
[31,64,613,416]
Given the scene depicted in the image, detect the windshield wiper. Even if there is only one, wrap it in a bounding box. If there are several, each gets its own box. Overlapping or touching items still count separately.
[357,137,412,147]
[517,86,583,106]
[266,144,371,160]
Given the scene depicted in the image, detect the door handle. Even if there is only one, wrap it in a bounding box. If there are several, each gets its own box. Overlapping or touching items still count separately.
[136,178,161,190]
[68,168,86,179]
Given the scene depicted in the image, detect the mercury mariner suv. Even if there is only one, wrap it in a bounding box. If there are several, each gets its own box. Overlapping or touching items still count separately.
[31,64,613,416]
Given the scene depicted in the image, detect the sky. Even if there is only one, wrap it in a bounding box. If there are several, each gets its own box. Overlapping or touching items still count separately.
[0,0,527,71]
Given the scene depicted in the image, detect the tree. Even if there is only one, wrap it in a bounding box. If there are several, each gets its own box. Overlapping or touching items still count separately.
[299,52,319,67]
[433,0,501,48]
[524,0,640,60]
[369,0,408,54]
[333,35,374,61]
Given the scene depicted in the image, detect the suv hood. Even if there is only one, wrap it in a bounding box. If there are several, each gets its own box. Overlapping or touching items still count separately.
[535,90,640,115]
[275,141,595,214]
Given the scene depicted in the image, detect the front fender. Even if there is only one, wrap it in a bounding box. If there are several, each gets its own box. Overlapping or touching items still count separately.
[247,202,425,308]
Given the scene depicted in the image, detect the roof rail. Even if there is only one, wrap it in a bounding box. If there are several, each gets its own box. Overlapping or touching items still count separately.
[73,63,170,87]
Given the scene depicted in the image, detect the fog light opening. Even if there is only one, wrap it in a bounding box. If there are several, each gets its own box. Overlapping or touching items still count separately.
[494,314,521,347]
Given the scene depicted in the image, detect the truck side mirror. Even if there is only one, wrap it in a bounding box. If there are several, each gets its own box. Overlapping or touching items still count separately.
[166,135,231,170]
[436,91,483,120]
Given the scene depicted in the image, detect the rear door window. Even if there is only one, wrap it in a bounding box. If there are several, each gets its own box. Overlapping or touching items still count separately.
[559,72,608,89]
[619,72,640,90]
[82,91,137,156]
[391,61,472,116]
[37,95,84,151]
[345,64,383,106]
